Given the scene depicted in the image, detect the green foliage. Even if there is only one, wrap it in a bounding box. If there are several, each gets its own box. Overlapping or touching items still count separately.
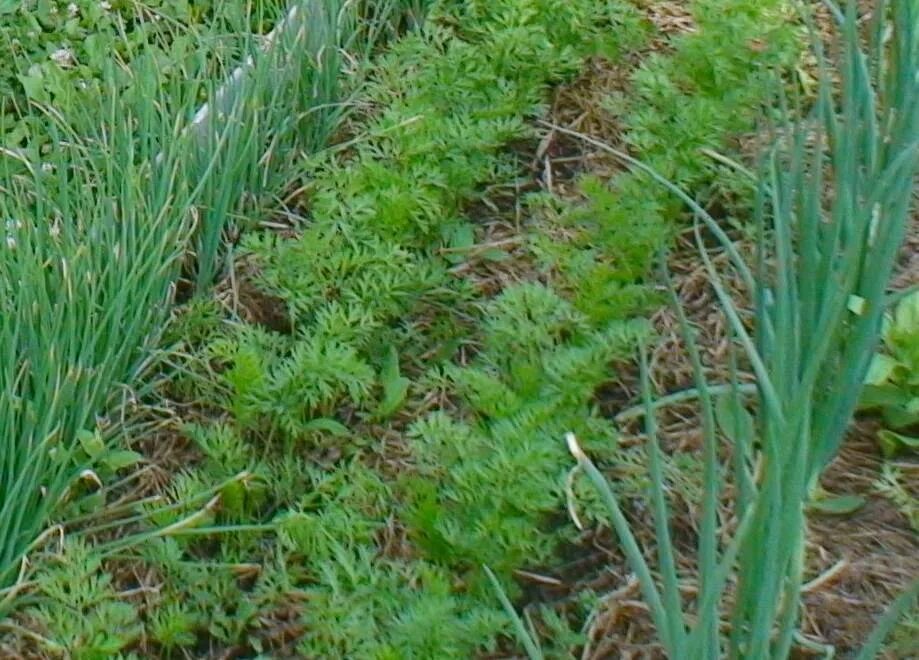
[136,537,297,653]
[625,0,797,186]
[887,604,919,660]
[542,3,919,659]
[296,551,505,658]
[545,0,800,310]
[26,541,141,658]
[0,0,286,154]
[210,324,377,435]
[251,226,442,340]
[147,602,200,651]
[275,461,507,658]
[874,464,919,533]
[0,0,387,599]
[404,314,640,577]
[134,0,656,655]
[186,422,252,474]
[182,0,355,289]
[531,0,798,329]
[861,291,919,455]
[15,0,814,656]
[0,59,198,594]
[862,292,919,564]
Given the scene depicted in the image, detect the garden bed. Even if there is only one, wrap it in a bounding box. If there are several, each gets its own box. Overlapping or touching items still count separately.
[0,1,916,658]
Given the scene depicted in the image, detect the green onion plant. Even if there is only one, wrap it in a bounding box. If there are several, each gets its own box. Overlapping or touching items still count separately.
[0,0,430,611]
[498,0,919,657]
[185,0,435,291]
[184,0,345,291]
[0,57,201,598]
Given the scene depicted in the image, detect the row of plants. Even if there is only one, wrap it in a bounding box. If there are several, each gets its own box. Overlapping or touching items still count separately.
[14,0,915,657]
[518,3,919,659]
[7,0,809,656]
[0,0,425,639]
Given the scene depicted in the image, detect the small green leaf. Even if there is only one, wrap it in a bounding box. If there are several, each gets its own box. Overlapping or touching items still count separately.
[380,345,400,384]
[443,224,475,264]
[858,384,912,411]
[864,354,901,386]
[882,405,919,430]
[376,346,410,419]
[18,70,45,101]
[808,494,867,516]
[449,224,475,250]
[4,122,29,149]
[78,491,106,514]
[480,247,510,262]
[90,632,129,655]
[892,291,919,335]
[77,429,105,458]
[102,450,144,472]
[302,418,350,436]
[877,430,919,458]
[220,480,246,515]
[0,0,18,14]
